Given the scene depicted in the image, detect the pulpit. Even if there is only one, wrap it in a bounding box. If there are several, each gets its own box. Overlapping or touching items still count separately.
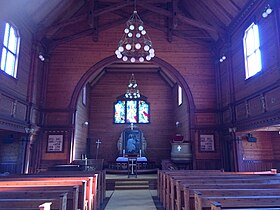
[170,134,192,168]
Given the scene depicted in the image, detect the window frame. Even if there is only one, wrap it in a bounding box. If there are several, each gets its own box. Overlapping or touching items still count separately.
[243,22,262,79]
[113,95,150,124]
[0,21,20,78]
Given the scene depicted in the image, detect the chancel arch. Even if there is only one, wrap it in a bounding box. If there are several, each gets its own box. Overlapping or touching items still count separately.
[70,55,195,167]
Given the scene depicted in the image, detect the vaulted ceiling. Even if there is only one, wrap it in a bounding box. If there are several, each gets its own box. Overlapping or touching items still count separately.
[1,0,253,46]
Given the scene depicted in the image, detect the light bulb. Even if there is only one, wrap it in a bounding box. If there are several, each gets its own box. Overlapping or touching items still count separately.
[115,50,119,55]
[122,56,128,61]
[136,33,141,38]
[135,43,141,49]
[141,30,146,35]
[138,25,143,31]
[117,54,122,59]
[262,12,268,18]
[124,28,129,33]
[126,44,132,50]
[130,57,136,62]
[118,46,124,52]
[266,8,272,14]
[129,25,135,30]
[222,55,226,60]
[146,55,151,61]
[149,48,154,54]
[128,33,133,37]
[139,57,144,62]
[144,45,150,51]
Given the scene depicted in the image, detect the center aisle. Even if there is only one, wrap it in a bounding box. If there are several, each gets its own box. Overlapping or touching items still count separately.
[104,189,158,210]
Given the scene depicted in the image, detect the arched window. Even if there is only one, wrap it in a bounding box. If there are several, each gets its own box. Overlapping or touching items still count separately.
[114,95,150,124]
[0,21,20,78]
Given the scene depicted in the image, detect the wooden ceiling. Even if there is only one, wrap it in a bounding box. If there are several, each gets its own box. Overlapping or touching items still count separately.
[1,0,254,46]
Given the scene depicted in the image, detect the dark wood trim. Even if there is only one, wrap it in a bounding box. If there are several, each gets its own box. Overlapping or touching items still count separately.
[137,1,219,37]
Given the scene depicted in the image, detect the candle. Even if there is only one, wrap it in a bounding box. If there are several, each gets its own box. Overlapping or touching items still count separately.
[123,149,125,157]
[140,149,142,157]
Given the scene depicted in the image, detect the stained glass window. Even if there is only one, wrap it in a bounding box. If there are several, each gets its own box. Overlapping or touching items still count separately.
[139,101,149,123]
[126,100,137,123]
[114,96,150,124]
[114,101,125,123]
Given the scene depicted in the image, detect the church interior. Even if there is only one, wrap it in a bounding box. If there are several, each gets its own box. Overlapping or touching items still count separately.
[1,0,280,209]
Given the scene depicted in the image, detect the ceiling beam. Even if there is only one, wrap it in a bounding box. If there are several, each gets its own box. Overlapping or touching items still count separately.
[92,1,133,17]
[137,1,219,38]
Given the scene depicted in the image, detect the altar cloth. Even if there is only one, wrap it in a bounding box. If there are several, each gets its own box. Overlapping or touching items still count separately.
[116,157,147,162]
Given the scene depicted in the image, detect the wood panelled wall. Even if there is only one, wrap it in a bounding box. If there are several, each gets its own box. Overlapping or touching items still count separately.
[219,1,280,128]
[41,22,219,169]
[218,1,280,171]
[235,131,280,172]
[89,72,174,165]
[73,85,90,160]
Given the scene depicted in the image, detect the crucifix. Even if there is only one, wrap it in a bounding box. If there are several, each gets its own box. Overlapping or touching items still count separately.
[95,139,101,159]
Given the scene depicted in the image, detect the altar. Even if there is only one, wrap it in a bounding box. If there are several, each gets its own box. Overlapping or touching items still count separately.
[116,157,147,162]
[117,126,147,160]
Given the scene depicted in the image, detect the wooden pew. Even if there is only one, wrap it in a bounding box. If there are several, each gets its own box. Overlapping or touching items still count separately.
[211,200,280,210]
[0,179,88,210]
[158,170,223,206]
[0,192,67,210]
[194,193,280,210]
[182,183,280,210]
[37,170,106,210]
[168,174,280,210]
[158,168,277,204]
[0,188,78,210]
[193,189,280,210]
[167,172,280,210]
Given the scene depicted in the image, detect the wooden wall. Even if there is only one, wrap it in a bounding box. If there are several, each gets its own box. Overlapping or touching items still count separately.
[39,20,219,169]
[217,1,280,171]
[73,85,90,160]
[89,71,175,165]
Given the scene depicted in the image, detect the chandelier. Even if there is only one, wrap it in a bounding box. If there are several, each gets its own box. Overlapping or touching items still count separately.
[125,74,140,98]
[115,10,155,63]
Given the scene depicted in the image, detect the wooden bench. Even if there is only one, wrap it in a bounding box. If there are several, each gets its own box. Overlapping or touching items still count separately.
[167,174,280,210]
[194,193,280,210]
[193,189,280,210]
[182,183,280,210]
[0,188,79,210]
[0,192,68,210]
[167,175,279,210]
[37,169,106,210]
[0,179,88,210]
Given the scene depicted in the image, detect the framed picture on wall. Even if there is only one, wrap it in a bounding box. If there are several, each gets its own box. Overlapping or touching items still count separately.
[47,134,64,152]
[199,134,215,152]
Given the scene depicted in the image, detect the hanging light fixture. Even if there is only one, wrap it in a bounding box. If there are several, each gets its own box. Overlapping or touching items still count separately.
[125,74,141,99]
[115,2,155,63]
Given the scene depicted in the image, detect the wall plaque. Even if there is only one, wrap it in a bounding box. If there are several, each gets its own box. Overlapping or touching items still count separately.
[199,134,215,152]
[47,134,64,152]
